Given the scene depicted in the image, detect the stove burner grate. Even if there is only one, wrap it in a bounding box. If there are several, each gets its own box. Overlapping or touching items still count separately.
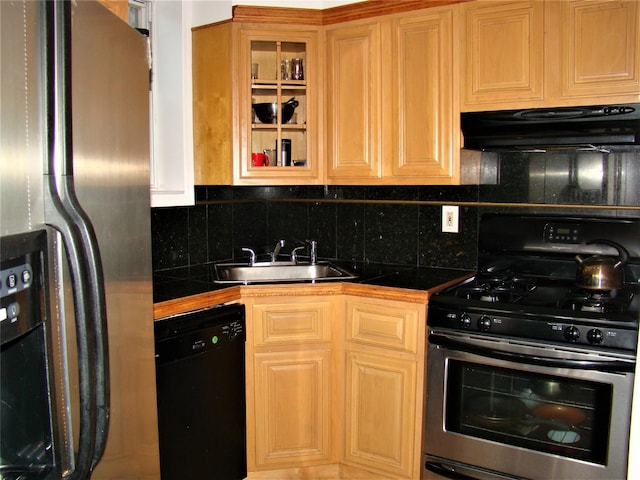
[561,289,634,314]
[456,273,537,303]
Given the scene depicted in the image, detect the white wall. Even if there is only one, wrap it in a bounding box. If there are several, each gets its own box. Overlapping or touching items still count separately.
[189,0,364,26]
[150,0,195,207]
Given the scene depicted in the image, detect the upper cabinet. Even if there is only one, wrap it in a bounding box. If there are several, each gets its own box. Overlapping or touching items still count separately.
[325,20,382,181]
[460,0,544,109]
[189,0,638,187]
[325,6,461,185]
[462,0,640,111]
[554,0,640,101]
[192,15,323,185]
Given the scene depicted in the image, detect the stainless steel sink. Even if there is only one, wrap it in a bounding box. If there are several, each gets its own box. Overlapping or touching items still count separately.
[213,261,357,284]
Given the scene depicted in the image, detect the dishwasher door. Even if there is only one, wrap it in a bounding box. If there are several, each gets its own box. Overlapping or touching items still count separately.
[154,303,246,480]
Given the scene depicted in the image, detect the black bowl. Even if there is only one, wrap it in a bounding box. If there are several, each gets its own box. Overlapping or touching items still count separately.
[253,99,299,124]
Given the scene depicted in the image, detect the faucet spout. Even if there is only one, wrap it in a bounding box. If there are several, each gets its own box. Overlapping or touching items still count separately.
[271,239,285,262]
[290,246,305,264]
[241,247,256,266]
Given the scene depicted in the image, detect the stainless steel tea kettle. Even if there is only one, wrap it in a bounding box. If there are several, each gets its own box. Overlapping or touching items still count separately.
[575,239,629,290]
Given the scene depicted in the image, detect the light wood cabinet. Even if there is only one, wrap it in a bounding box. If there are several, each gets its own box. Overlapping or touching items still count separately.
[325,6,460,185]
[462,0,640,111]
[244,294,340,471]
[325,20,382,180]
[342,296,426,479]
[192,19,323,185]
[555,0,640,101]
[461,0,544,109]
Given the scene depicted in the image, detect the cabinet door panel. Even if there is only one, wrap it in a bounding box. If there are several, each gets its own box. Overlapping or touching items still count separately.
[345,297,419,353]
[560,0,640,99]
[344,349,417,478]
[391,9,458,180]
[462,1,544,109]
[326,22,382,179]
[253,299,332,346]
[254,349,332,467]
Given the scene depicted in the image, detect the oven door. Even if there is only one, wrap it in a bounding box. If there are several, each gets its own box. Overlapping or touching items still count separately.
[424,329,635,480]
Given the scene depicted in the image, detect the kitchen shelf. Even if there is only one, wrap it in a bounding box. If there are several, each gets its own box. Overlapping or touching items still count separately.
[249,37,310,171]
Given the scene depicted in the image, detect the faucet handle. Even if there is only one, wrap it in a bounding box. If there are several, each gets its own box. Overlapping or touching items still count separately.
[305,239,318,265]
[241,247,256,266]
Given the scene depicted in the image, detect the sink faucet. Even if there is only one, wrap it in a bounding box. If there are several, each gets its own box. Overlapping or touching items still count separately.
[271,240,285,262]
[241,247,256,266]
[306,239,317,265]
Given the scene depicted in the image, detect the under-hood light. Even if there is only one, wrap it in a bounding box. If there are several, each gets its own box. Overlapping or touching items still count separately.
[511,145,612,154]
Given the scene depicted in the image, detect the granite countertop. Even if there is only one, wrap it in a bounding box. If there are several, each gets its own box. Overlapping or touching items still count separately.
[153,259,473,304]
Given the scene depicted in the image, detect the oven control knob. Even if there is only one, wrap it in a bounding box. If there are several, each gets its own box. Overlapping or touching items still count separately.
[477,315,492,332]
[564,325,580,342]
[587,328,604,345]
[459,313,472,329]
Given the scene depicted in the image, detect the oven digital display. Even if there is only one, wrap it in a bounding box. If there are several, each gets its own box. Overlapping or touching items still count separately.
[544,223,580,243]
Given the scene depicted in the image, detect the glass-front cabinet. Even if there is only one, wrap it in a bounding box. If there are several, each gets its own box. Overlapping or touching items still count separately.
[237,28,321,184]
[192,22,321,186]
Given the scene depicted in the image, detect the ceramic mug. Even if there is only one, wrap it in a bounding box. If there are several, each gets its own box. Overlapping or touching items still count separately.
[251,152,266,166]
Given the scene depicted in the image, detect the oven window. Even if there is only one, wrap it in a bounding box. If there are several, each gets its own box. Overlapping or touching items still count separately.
[445,360,612,465]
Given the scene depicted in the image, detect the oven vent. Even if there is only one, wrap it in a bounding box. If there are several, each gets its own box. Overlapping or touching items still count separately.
[461,104,640,151]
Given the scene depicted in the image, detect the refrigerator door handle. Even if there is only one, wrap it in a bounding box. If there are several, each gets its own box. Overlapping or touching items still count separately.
[43,1,110,477]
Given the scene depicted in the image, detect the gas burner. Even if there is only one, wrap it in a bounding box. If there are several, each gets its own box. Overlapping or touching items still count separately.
[560,289,634,314]
[456,273,537,303]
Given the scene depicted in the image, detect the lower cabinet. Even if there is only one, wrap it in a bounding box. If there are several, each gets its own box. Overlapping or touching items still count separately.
[244,294,340,471]
[344,348,418,478]
[243,291,426,479]
[343,295,427,479]
[253,349,332,467]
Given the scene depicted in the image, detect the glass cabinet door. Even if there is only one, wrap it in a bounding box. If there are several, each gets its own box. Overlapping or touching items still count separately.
[239,28,319,183]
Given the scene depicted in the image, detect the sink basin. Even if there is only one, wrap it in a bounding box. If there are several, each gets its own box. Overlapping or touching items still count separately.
[214,261,358,284]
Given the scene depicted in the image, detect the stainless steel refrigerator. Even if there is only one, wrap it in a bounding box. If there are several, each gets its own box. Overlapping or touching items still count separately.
[1,1,160,478]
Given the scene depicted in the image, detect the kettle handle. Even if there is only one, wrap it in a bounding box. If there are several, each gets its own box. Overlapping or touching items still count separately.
[586,239,629,267]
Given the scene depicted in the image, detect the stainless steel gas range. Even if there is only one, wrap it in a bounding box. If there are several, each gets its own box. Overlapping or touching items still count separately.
[423,214,640,480]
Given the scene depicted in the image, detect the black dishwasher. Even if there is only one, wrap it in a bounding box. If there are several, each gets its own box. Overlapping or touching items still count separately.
[154,303,246,480]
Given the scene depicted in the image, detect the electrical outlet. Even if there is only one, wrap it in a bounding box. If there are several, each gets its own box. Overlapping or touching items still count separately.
[442,205,459,233]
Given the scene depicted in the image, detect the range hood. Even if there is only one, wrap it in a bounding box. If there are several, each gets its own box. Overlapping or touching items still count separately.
[461,104,640,150]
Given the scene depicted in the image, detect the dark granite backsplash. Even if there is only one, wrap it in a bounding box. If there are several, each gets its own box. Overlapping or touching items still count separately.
[151,148,640,273]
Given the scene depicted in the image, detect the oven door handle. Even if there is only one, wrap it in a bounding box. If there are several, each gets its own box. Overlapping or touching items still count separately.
[429,334,635,373]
